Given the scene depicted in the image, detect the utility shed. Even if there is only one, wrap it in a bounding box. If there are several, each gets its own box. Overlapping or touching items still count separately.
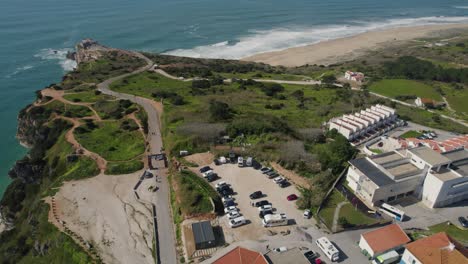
[192,221,216,250]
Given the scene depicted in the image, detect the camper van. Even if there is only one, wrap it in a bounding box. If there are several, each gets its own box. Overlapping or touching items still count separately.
[229,216,247,228]
[262,213,288,227]
[246,157,253,166]
[372,251,399,264]
[238,157,244,167]
[316,237,339,262]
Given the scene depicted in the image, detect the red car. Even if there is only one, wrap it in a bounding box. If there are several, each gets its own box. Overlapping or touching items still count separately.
[315,258,322,264]
[287,194,298,201]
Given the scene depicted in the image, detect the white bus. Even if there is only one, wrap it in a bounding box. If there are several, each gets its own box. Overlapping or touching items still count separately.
[262,213,288,227]
[379,203,405,221]
[316,237,339,262]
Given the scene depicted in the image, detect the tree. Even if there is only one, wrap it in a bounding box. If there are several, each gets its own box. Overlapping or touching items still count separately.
[322,74,337,84]
[192,79,211,89]
[209,100,232,121]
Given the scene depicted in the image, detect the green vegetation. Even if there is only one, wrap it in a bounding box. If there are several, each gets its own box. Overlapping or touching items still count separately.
[338,203,381,227]
[400,130,424,139]
[93,99,137,119]
[411,221,468,244]
[369,148,383,154]
[64,104,93,118]
[105,160,144,175]
[75,120,145,161]
[172,170,222,216]
[64,91,113,103]
[370,79,442,101]
[429,222,468,244]
[317,190,346,228]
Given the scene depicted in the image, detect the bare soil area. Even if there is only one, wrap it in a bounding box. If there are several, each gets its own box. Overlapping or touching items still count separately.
[184,152,214,166]
[51,171,155,264]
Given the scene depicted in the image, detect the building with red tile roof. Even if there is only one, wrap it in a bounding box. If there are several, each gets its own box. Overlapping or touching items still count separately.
[358,223,411,257]
[213,246,268,264]
[400,232,468,264]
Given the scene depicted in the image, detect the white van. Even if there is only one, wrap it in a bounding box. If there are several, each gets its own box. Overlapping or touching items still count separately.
[246,157,253,166]
[229,216,246,228]
[316,237,339,262]
[262,213,288,227]
[372,250,399,264]
[238,157,244,167]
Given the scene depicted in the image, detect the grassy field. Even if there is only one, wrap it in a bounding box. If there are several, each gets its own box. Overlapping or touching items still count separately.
[400,130,424,139]
[338,203,381,227]
[429,222,468,244]
[105,160,144,175]
[64,91,114,103]
[172,170,222,216]
[75,120,145,161]
[318,190,346,229]
[217,71,309,81]
[440,84,468,117]
[370,79,442,101]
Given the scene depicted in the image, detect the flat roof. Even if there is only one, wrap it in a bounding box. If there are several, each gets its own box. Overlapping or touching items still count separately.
[350,158,394,186]
[361,224,411,254]
[443,148,468,163]
[265,247,309,264]
[192,221,215,244]
[408,146,451,166]
[387,163,422,179]
[372,152,404,165]
[433,168,461,182]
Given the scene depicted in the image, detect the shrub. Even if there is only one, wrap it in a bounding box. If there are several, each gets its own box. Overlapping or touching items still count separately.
[192,79,211,89]
[209,100,233,121]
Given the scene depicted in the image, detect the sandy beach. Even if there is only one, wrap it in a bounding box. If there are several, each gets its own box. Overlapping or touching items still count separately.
[243,23,468,67]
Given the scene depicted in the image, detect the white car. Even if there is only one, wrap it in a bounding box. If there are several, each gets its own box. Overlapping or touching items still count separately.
[216,181,228,188]
[227,211,241,219]
[202,170,214,178]
[258,204,273,211]
[224,206,238,214]
[222,196,234,203]
[229,216,247,228]
[238,156,244,167]
[303,209,311,219]
[273,177,285,184]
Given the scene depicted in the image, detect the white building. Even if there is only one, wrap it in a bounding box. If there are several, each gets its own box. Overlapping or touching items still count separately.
[346,145,468,208]
[328,104,397,142]
[358,223,410,258]
[344,71,365,82]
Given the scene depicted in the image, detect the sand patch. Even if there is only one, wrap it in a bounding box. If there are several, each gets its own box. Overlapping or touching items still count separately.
[51,172,155,264]
[184,152,214,166]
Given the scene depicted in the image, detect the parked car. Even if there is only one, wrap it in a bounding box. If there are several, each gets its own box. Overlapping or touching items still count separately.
[206,173,218,182]
[227,211,241,219]
[259,209,273,219]
[273,247,287,253]
[246,157,253,166]
[273,177,286,184]
[304,251,319,264]
[224,206,238,214]
[202,170,214,178]
[258,204,273,211]
[214,159,221,166]
[229,216,246,228]
[458,216,468,228]
[304,209,312,219]
[215,181,228,188]
[279,181,290,188]
[249,191,263,199]
[224,200,235,207]
[199,166,212,173]
[238,157,244,167]
[266,170,277,177]
[220,189,234,197]
[261,167,272,174]
[255,200,270,207]
[287,194,298,201]
[222,196,234,203]
[267,172,279,179]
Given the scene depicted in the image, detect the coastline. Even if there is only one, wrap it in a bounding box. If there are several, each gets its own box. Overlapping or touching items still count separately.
[243,23,468,67]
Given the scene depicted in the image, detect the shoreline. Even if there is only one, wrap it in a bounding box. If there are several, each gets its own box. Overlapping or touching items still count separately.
[243,23,468,67]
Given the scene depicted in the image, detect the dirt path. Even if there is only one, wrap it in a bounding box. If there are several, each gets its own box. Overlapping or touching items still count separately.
[41,88,102,121]
[55,116,108,172]
[332,201,349,233]
[271,162,311,189]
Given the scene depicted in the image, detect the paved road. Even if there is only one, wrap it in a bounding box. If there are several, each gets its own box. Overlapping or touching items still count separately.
[97,52,178,264]
[370,92,468,128]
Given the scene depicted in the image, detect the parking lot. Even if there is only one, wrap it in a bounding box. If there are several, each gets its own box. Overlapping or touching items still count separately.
[202,162,311,243]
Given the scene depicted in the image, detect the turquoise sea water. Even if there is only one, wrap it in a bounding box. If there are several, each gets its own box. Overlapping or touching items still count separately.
[0,0,467,197]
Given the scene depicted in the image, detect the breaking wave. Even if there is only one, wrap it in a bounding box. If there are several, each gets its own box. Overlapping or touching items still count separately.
[34,48,77,71]
[165,16,468,59]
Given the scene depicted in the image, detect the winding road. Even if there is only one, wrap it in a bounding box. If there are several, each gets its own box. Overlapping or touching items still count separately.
[97,52,178,264]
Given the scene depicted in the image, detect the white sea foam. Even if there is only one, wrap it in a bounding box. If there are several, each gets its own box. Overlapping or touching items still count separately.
[5,65,35,78]
[453,6,468,9]
[165,16,468,59]
[34,48,77,71]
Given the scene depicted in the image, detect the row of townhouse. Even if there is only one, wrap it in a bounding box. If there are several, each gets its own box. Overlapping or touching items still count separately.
[328,104,397,141]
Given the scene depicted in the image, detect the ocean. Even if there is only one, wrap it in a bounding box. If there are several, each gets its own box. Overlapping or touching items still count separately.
[0,0,467,197]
